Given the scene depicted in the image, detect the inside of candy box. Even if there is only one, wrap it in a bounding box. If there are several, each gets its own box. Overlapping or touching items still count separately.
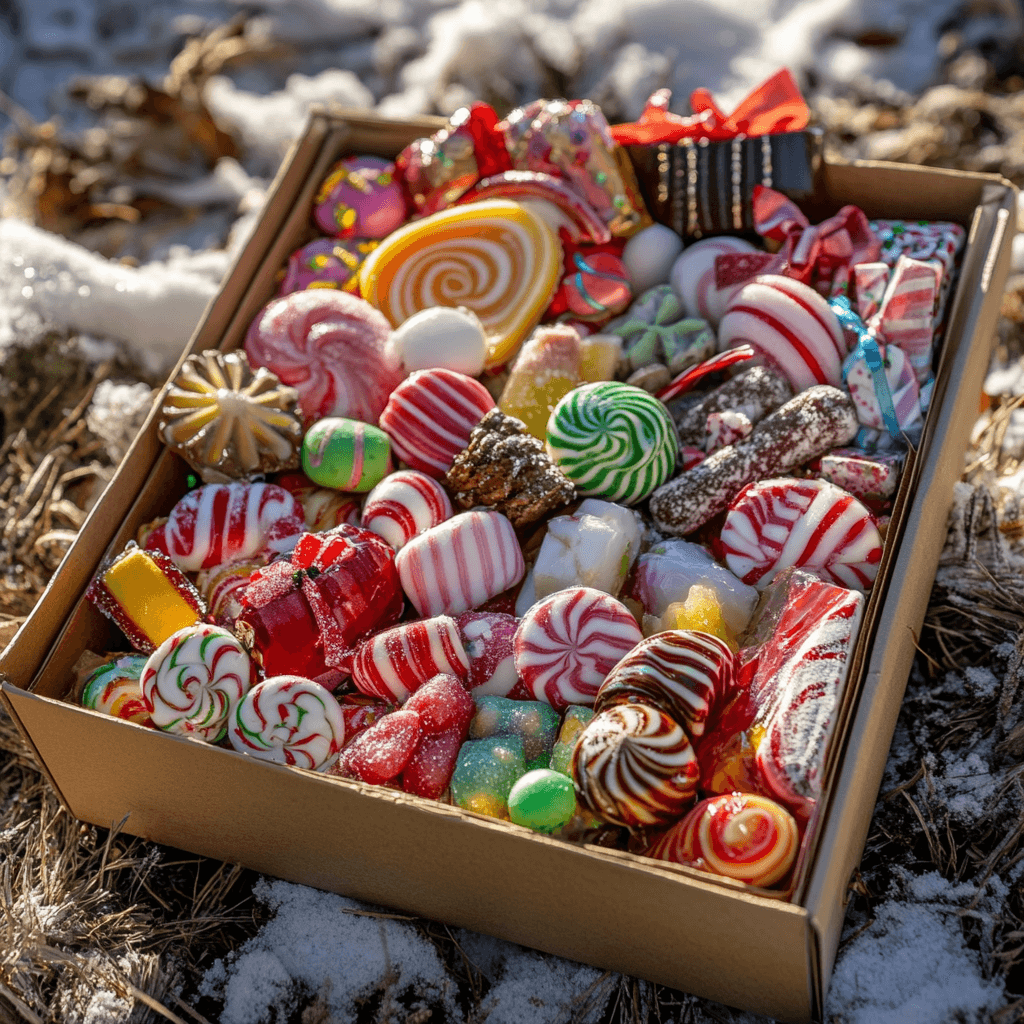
[33,90,984,905]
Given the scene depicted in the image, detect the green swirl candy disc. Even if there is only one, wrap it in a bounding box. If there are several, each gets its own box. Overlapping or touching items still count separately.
[545,381,678,505]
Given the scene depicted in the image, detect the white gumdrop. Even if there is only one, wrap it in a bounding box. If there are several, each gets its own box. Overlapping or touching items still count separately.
[622,223,684,294]
[390,305,488,376]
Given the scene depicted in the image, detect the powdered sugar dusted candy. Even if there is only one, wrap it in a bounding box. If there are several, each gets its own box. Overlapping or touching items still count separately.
[546,381,677,505]
[278,238,377,296]
[817,449,903,502]
[396,510,524,618]
[80,654,151,725]
[230,676,345,771]
[649,385,858,536]
[514,586,643,709]
[670,236,759,327]
[646,792,799,888]
[141,624,254,742]
[572,703,699,828]
[379,368,495,477]
[361,469,453,550]
[705,410,752,453]
[596,630,736,740]
[456,611,519,696]
[389,306,488,377]
[349,615,469,704]
[721,477,883,591]
[719,275,847,391]
[244,290,403,426]
[313,155,405,239]
[155,482,304,573]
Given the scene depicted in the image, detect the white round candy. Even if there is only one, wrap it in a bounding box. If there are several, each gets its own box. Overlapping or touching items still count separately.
[390,306,488,377]
[622,224,684,294]
[670,236,759,328]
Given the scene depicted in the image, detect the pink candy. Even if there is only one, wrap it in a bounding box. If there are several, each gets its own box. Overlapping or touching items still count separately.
[313,156,406,240]
[245,290,403,426]
[720,477,883,592]
[456,611,520,696]
[360,469,453,551]
[396,510,524,618]
[378,368,495,477]
[278,238,378,296]
[350,615,470,704]
[719,275,847,391]
[514,586,643,709]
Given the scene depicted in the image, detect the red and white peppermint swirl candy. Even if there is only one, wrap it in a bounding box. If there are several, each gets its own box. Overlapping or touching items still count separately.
[396,510,524,618]
[719,275,847,391]
[720,477,882,591]
[361,469,453,550]
[572,703,699,828]
[141,623,254,742]
[229,675,345,771]
[514,587,643,709]
[196,558,265,629]
[596,630,736,740]
[456,611,520,696]
[350,615,470,703]
[645,792,799,888]
[244,289,403,425]
[378,368,495,477]
[158,482,304,572]
[669,236,759,327]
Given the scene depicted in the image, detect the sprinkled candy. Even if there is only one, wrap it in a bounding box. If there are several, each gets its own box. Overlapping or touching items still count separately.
[313,155,406,239]
[396,510,524,618]
[507,768,577,833]
[278,238,378,296]
[720,477,883,591]
[229,676,345,771]
[141,623,254,742]
[645,792,799,888]
[361,469,453,551]
[389,306,488,377]
[301,417,392,493]
[572,703,699,828]
[335,708,423,786]
[816,448,904,502]
[401,674,475,798]
[358,199,562,369]
[79,654,151,725]
[670,236,759,327]
[379,368,495,477]
[451,735,527,820]
[546,381,678,505]
[469,695,559,771]
[514,587,643,710]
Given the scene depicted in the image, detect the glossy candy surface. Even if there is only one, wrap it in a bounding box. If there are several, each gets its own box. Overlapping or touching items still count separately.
[301,417,392,492]
[361,469,453,551]
[80,654,151,725]
[313,156,405,239]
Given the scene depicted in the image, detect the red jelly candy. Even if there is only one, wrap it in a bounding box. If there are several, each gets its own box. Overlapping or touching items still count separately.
[401,727,465,799]
[337,708,422,784]
[339,698,395,745]
[403,673,474,735]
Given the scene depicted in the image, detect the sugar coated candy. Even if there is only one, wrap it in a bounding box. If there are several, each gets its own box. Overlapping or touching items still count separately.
[817,448,903,502]
[361,469,453,550]
[335,708,423,785]
[396,510,524,618]
[720,477,883,591]
[86,543,206,653]
[230,676,345,771]
[657,585,737,650]
[572,703,699,828]
[719,275,847,391]
[379,368,495,477]
[469,695,559,770]
[278,238,377,296]
[141,623,254,742]
[456,611,519,696]
[670,236,759,327]
[313,155,406,239]
[550,705,595,776]
[610,285,715,377]
[389,306,488,377]
[159,349,303,483]
[622,223,684,293]
[358,199,562,369]
[645,792,799,888]
[244,289,403,425]
[450,735,527,819]
[155,482,305,572]
[350,615,469,704]
[507,768,577,833]
[514,587,643,709]
[80,654,151,725]
[401,675,475,799]
[301,417,392,492]
[546,381,678,505]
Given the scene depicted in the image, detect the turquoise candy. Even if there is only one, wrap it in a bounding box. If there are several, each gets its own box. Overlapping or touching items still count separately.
[550,705,595,776]
[450,735,527,819]
[507,768,577,833]
[469,695,559,770]
[545,381,678,504]
[302,416,392,492]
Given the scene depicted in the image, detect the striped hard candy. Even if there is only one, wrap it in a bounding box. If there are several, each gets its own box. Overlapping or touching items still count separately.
[720,477,882,592]
[545,381,677,505]
[669,236,759,327]
[396,510,524,618]
[361,469,453,551]
[719,275,847,391]
[80,654,151,726]
[379,368,495,477]
[514,586,643,709]
[301,417,392,492]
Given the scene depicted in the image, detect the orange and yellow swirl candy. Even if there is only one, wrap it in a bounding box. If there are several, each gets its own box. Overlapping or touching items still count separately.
[645,792,799,888]
[358,199,562,369]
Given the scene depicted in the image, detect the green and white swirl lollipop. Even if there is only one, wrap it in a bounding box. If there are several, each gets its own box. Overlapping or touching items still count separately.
[545,381,678,504]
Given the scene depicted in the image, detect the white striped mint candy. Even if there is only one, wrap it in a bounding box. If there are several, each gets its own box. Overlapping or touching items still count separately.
[349,614,469,703]
[669,236,759,327]
[378,368,495,476]
[361,470,453,550]
[720,477,882,592]
[395,510,524,618]
[718,275,846,391]
[514,586,643,710]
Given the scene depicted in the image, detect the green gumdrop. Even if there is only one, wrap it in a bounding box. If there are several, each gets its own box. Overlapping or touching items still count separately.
[301,417,391,492]
[450,736,526,818]
[469,696,559,770]
[507,769,577,833]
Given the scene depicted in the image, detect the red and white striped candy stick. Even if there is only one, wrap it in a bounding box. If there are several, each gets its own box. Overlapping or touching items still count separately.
[361,469,453,550]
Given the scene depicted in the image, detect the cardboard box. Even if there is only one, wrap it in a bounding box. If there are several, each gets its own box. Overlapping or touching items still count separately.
[0,110,1016,1023]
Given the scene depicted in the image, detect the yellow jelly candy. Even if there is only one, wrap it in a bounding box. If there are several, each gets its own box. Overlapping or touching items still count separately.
[578,334,622,383]
[665,585,737,651]
[499,324,581,439]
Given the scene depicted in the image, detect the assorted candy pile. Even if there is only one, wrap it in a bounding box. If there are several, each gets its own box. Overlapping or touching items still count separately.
[76,77,966,893]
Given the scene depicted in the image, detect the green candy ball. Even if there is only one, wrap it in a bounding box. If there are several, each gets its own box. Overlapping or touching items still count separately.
[507,768,577,833]
[302,417,391,492]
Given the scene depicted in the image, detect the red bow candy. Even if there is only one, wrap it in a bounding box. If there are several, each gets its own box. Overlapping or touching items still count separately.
[609,68,810,146]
